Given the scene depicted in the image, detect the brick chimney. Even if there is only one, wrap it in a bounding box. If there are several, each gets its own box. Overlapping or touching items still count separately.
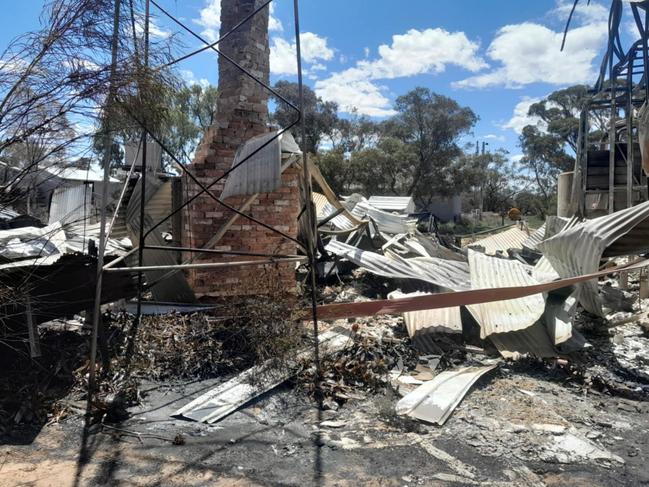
[184,0,300,298]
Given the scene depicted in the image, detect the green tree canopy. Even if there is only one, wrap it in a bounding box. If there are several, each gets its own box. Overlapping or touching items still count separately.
[383,87,478,206]
[271,80,339,154]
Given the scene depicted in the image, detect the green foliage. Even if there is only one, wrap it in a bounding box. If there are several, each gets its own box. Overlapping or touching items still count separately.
[383,87,478,206]
[162,83,218,163]
[518,84,592,216]
[527,84,590,153]
[271,80,338,154]
[93,79,217,168]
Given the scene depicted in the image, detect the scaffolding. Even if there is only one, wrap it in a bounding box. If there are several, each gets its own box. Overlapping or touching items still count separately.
[86,0,321,408]
[573,0,649,216]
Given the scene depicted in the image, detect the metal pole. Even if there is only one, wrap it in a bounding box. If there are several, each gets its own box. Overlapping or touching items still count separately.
[627,57,634,209]
[103,257,307,273]
[293,0,321,402]
[87,0,122,411]
[609,72,617,214]
[130,0,150,367]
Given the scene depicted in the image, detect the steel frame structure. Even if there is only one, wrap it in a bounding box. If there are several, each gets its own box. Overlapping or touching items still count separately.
[87,0,321,404]
[573,0,649,216]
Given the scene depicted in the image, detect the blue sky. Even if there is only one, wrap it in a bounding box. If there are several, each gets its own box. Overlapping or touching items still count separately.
[1,1,629,161]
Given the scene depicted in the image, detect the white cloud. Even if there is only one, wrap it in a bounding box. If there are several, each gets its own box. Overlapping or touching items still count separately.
[502,96,545,134]
[180,69,210,88]
[195,0,282,42]
[195,0,220,42]
[358,28,486,79]
[270,37,296,75]
[134,17,171,39]
[269,2,283,32]
[315,72,396,117]
[316,28,485,117]
[270,32,334,75]
[455,1,608,89]
[301,32,334,62]
[482,133,506,142]
[552,0,608,25]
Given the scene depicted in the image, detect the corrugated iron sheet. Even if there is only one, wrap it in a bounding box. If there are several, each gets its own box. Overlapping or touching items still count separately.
[325,240,470,291]
[466,250,545,338]
[313,192,357,231]
[368,196,415,214]
[174,330,350,423]
[388,290,462,335]
[539,199,649,315]
[127,174,195,303]
[0,222,67,260]
[221,132,300,199]
[488,322,558,359]
[521,216,569,252]
[396,365,497,425]
[351,200,417,235]
[49,184,92,226]
[43,166,119,183]
[466,225,531,255]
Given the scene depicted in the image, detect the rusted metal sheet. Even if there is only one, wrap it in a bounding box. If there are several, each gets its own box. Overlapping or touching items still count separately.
[539,200,649,315]
[466,225,531,255]
[466,250,545,338]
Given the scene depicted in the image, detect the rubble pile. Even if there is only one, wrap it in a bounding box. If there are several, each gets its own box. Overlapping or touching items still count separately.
[113,297,303,381]
[298,325,418,407]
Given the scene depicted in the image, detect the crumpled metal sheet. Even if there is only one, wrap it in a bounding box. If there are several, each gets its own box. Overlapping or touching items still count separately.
[313,192,357,231]
[221,131,300,199]
[521,216,569,252]
[488,322,559,359]
[466,250,545,339]
[174,330,350,423]
[351,200,417,235]
[0,222,67,260]
[48,184,92,226]
[403,232,467,262]
[467,225,531,255]
[539,200,649,315]
[367,195,415,214]
[388,290,462,335]
[396,365,497,425]
[325,240,470,291]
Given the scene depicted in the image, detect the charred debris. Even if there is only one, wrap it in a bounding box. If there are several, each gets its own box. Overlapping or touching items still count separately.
[3,0,649,483]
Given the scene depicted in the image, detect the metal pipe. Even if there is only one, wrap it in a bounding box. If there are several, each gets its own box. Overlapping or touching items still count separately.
[293,0,322,410]
[104,256,306,272]
[609,63,617,213]
[627,51,634,208]
[144,245,302,259]
[102,246,138,270]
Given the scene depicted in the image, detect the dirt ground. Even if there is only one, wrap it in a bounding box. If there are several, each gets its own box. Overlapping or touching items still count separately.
[2,360,649,487]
